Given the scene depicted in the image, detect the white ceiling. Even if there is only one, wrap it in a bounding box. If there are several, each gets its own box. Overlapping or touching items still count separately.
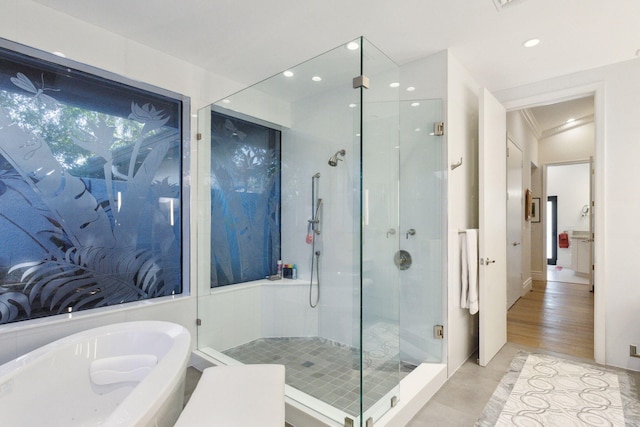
[32,0,640,94]
[528,96,594,134]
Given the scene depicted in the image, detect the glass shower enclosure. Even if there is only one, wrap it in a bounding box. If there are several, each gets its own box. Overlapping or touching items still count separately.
[195,37,444,426]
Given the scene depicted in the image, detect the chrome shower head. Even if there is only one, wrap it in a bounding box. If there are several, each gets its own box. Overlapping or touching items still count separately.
[328,149,346,167]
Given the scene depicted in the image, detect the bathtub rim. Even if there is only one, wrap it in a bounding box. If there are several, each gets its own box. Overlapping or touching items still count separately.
[0,320,191,427]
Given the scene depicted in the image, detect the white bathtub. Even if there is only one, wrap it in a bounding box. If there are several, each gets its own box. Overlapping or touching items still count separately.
[0,320,191,427]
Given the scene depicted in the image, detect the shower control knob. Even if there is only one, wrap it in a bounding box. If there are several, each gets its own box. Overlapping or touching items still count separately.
[394,250,412,270]
[406,229,416,239]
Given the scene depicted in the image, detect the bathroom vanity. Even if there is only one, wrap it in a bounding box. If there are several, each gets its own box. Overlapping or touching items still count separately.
[570,230,591,276]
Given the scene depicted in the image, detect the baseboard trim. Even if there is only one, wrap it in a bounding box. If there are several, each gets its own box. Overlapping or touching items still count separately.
[523,277,533,293]
[531,270,545,281]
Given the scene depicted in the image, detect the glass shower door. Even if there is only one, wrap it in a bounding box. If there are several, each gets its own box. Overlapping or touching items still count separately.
[360,38,402,424]
[194,36,438,426]
[399,99,445,366]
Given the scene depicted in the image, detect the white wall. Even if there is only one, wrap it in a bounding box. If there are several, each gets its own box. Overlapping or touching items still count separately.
[445,53,482,376]
[197,281,318,351]
[539,123,595,165]
[539,123,594,271]
[282,84,361,347]
[508,114,595,280]
[547,163,591,267]
[497,57,640,371]
[0,0,244,363]
[401,51,482,376]
[506,111,538,287]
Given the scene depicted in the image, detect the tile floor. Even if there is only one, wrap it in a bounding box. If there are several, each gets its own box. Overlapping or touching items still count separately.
[183,343,528,426]
[405,342,530,427]
[222,336,414,416]
[184,342,639,426]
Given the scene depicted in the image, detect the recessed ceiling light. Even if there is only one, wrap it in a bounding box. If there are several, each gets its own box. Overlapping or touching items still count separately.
[283,70,294,77]
[389,82,400,88]
[523,38,540,48]
[406,86,416,92]
[415,128,421,132]
[346,42,359,51]
[222,99,231,104]
[411,102,420,107]
[52,51,66,58]
[312,76,322,82]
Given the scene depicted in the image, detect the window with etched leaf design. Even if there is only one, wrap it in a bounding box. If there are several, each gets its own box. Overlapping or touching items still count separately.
[210,111,281,287]
[0,41,188,324]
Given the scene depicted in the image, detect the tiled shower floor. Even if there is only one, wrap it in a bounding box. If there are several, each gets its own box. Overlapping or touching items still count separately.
[223,335,415,416]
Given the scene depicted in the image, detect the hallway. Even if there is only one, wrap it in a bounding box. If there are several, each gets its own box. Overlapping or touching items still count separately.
[507,280,593,359]
[407,278,596,426]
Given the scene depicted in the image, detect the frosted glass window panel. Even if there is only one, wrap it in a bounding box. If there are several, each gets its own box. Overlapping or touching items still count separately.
[0,43,186,324]
[210,112,281,287]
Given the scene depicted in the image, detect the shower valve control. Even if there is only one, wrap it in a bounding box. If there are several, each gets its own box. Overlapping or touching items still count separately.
[405,228,416,239]
[394,250,412,270]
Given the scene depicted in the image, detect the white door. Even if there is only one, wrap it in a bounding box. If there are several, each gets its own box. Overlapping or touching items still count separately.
[589,156,595,292]
[479,89,507,367]
[506,139,522,308]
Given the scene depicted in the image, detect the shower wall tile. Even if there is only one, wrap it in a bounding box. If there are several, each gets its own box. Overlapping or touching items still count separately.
[261,283,318,338]
[200,284,262,351]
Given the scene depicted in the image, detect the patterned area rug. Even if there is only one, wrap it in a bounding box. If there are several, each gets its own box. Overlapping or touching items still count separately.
[477,352,640,426]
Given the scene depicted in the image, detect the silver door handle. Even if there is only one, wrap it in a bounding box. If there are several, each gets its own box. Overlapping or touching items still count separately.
[512,242,521,246]
[481,258,496,265]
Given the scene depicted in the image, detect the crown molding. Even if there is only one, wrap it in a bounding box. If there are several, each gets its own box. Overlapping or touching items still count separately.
[519,108,542,139]
[540,114,594,139]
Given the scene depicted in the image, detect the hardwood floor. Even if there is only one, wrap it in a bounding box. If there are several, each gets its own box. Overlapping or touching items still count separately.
[507,279,594,359]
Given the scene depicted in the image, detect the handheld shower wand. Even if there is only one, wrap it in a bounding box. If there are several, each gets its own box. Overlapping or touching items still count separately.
[307,173,321,243]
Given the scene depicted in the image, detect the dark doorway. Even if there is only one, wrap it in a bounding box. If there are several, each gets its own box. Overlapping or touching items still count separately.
[547,195,558,265]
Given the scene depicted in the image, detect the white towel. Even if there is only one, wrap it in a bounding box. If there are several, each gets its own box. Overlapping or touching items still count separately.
[460,232,469,309]
[466,230,479,314]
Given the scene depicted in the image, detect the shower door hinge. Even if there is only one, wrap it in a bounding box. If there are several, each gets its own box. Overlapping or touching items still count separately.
[196,133,202,141]
[366,417,374,427]
[434,122,445,136]
[196,318,202,326]
[344,417,355,427]
[353,75,370,89]
[434,324,444,340]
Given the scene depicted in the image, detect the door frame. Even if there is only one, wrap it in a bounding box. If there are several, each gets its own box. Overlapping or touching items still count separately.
[501,82,605,364]
[544,160,591,271]
[506,137,523,308]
